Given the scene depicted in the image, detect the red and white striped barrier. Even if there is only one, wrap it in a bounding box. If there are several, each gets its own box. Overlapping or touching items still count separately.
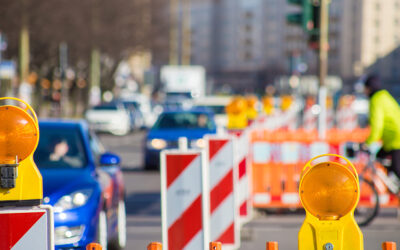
[160,149,210,250]
[205,135,240,249]
[336,107,357,130]
[229,130,252,224]
[303,107,317,131]
[0,205,54,250]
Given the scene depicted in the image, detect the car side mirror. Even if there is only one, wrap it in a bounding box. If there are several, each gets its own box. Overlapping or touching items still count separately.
[100,152,120,166]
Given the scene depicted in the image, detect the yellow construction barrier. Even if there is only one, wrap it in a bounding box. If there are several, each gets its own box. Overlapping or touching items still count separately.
[298,154,363,250]
[0,97,42,206]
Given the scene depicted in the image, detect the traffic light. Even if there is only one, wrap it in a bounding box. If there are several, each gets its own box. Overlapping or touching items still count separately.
[287,0,320,35]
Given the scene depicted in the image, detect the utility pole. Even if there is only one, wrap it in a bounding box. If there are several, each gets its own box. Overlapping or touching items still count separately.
[19,0,29,85]
[317,0,330,139]
[89,0,101,107]
[169,0,179,65]
[181,0,191,65]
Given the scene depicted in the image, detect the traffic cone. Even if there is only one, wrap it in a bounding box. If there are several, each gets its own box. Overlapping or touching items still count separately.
[209,242,222,250]
[86,243,102,250]
[266,241,279,250]
[382,242,396,250]
[147,242,162,250]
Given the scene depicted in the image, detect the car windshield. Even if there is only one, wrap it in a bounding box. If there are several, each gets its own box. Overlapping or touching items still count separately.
[34,126,88,168]
[153,112,215,130]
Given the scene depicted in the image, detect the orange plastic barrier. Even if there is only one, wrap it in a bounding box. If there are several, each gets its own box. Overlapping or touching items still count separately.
[147,242,162,250]
[382,242,397,250]
[86,243,102,250]
[250,127,399,209]
[266,241,279,250]
[209,242,222,250]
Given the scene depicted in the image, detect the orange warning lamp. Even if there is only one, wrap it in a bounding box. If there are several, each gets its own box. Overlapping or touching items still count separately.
[0,97,42,206]
[226,97,248,129]
[298,154,363,250]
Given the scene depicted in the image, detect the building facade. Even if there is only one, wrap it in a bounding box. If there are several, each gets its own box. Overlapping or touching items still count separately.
[183,0,400,93]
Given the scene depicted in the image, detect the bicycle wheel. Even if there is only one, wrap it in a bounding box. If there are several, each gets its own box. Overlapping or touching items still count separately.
[354,177,379,227]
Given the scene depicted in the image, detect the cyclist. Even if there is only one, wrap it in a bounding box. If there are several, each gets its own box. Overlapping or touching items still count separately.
[363,75,400,191]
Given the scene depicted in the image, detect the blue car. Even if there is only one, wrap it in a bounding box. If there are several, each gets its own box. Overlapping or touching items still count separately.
[144,108,217,170]
[34,120,126,250]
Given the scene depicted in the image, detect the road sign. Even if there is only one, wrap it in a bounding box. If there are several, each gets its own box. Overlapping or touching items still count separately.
[0,205,54,250]
[160,150,210,250]
[205,135,240,249]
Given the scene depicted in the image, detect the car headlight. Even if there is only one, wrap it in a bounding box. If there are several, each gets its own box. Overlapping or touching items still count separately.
[147,139,167,150]
[54,189,93,212]
[54,225,85,245]
[191,138,206,149]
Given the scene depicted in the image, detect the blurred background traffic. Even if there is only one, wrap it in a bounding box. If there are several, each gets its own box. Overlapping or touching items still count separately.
[1,0,400,249]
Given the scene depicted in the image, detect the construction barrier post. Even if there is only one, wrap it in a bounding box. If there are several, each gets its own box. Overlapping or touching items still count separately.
[266,241,279,250]
[147,242,162,250]
[209,242,222,250]
[382,242,397,250]
[86,243,102,250]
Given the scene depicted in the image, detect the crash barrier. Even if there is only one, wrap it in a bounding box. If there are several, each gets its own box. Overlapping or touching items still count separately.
[229,130,252,224]
[160,129,253,250]
[205,134,240,248]
[250,128,399,209]
[0,97,54,250]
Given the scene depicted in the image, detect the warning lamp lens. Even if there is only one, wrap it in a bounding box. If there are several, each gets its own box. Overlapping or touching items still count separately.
[300,162,359,220]
[0,106,38,164]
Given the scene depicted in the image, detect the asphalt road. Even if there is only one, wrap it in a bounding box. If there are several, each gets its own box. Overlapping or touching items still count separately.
[99,132,400,250]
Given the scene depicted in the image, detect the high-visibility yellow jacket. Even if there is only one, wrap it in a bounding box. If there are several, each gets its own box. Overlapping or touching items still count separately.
[366,89,400,151]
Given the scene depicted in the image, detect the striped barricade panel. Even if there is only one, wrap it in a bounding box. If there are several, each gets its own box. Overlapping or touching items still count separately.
[229,129,253,224]
[205,135,240,250]
[161,150,210,250]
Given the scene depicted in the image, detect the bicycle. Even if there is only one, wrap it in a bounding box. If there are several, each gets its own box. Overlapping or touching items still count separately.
[346,142,400,226]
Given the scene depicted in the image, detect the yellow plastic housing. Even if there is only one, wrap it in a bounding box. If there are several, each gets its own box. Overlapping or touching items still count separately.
[298,154,364,250]
[0,97,42,205]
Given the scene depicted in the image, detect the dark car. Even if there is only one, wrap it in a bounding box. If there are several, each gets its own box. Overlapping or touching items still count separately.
[34,120,126,250]
[144,108,216,170]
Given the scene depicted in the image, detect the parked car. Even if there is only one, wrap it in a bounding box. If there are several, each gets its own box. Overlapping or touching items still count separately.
[34,120,126,250]
[85,103,131,136]
[121,100,145,131]
[144,108,216,170]
[119,93,159,129]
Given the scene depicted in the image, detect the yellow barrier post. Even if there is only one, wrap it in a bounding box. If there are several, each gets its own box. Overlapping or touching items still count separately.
[266,241,279,250]
[86,243,102,250]
[382,242,397,250]
[209,242,222,250]
[298,154,363,250]
[0,97,42,206]
[147,242,162,250]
